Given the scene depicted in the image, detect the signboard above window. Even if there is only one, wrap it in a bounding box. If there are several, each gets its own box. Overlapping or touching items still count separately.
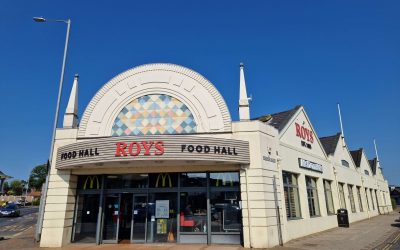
[298,158,323,173]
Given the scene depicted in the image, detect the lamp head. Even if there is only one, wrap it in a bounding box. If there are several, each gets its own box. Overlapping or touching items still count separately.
[33,17,46,22]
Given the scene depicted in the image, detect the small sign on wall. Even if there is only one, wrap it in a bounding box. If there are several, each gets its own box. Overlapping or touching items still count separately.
[298,158,323,173]
[155,200,169,218]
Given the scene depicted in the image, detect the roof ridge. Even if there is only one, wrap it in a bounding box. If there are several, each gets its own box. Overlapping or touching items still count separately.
[319,132,341,139]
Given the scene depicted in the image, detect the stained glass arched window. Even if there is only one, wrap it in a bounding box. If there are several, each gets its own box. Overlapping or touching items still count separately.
[111,94,197,136]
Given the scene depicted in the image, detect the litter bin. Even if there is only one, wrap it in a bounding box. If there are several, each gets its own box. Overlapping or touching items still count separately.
[337,209,349,227]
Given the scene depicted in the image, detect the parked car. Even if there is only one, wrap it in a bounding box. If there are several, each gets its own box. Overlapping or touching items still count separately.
[0,204,21,217]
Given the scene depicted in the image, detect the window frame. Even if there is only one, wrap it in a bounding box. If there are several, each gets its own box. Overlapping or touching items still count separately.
[338,182,347,209]
[356,186,364,212]
[323,179,335,215]
[365,188,370,211]
[347,184,356,213]
[305,176,320,217]
[282,171,302,220]
[370,189,375,210]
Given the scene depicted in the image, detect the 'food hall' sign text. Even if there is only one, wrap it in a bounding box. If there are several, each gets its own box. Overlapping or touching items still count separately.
[56,136,250,169]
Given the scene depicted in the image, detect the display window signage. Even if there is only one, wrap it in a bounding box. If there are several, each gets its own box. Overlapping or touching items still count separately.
[295,122,314,149]
[56,136,250,169]
[298,158,323,173]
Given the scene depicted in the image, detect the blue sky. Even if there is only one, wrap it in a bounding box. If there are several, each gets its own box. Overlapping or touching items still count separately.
[0,1,399,185]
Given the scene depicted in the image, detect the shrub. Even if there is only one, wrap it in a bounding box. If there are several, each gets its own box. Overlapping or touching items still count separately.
[32,199,40,206]
[391,197,397,210]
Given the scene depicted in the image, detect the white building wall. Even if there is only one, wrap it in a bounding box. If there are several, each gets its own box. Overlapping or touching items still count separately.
[40,129,78,247]
[232,121,281,248]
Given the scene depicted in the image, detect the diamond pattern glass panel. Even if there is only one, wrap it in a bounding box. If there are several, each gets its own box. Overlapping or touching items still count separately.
[112,94,197,136]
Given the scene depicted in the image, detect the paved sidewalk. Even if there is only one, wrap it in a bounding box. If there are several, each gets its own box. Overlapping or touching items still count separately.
[274,212,400,250]
[0,226,38,250]
[0,212,399,250]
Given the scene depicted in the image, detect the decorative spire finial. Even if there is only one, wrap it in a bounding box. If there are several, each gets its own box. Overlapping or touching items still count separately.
[63,74,79,128]
[239,63,250,120]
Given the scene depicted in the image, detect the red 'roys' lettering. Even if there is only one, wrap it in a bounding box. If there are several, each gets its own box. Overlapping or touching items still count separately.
[295,123,314,143]
[295,123,301,137]
[129,142,141,156]
[115,142,127,157]
[141,141,154,156]
[154,141,165,155]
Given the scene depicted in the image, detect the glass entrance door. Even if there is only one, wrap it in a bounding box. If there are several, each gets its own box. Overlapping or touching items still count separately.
[72,194,100,243]
[102,194,120,243]
[131,195,148,243]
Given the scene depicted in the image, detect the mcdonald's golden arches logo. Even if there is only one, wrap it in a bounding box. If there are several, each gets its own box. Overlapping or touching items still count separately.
[155,173,172,188]
[83,176,100,189]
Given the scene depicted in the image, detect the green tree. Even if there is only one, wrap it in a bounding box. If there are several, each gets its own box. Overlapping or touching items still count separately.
[10,180,23,195]
[3,181,10,193]
[28,164,47,191]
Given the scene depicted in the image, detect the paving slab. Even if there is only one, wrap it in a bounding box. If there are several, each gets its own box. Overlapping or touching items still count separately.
[273,212,400,250]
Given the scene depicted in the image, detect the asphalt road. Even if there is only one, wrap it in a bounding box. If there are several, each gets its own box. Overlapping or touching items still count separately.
[0,206,38,239]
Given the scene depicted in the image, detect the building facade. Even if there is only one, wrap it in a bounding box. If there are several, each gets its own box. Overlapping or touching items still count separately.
[39,63,392,248]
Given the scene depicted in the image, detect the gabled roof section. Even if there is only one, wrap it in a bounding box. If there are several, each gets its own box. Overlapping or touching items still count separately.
[369,158,378,175]
[319,133,341,156]
[350,148,363,168]
[254,105,302,132]
[0,170,12,179]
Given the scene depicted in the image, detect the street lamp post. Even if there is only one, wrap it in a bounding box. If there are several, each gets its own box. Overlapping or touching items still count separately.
[33,16,71,242]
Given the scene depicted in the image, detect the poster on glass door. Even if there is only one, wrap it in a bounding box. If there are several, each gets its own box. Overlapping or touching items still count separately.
[155,200,169,218]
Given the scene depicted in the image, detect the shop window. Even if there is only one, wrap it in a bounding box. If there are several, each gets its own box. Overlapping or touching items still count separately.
[180,192,207,233]
[180,173,207,187]
[338,183,347,209]
[357,186,364,212]
[77,175,102,190]
[306,176,320,217]
[122,174,148,188]
[370,189,375,210]
[210,191,241,233]
[149,173,178,188]
[348,185,356,213]
[111,94,197,136]
[210,172,239,187]
[323,180,335,215]
[282,171,301,219]
[105,174,149,189]
[365,188,370,211]
[105,175,123,189]
[341,160,350,168]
